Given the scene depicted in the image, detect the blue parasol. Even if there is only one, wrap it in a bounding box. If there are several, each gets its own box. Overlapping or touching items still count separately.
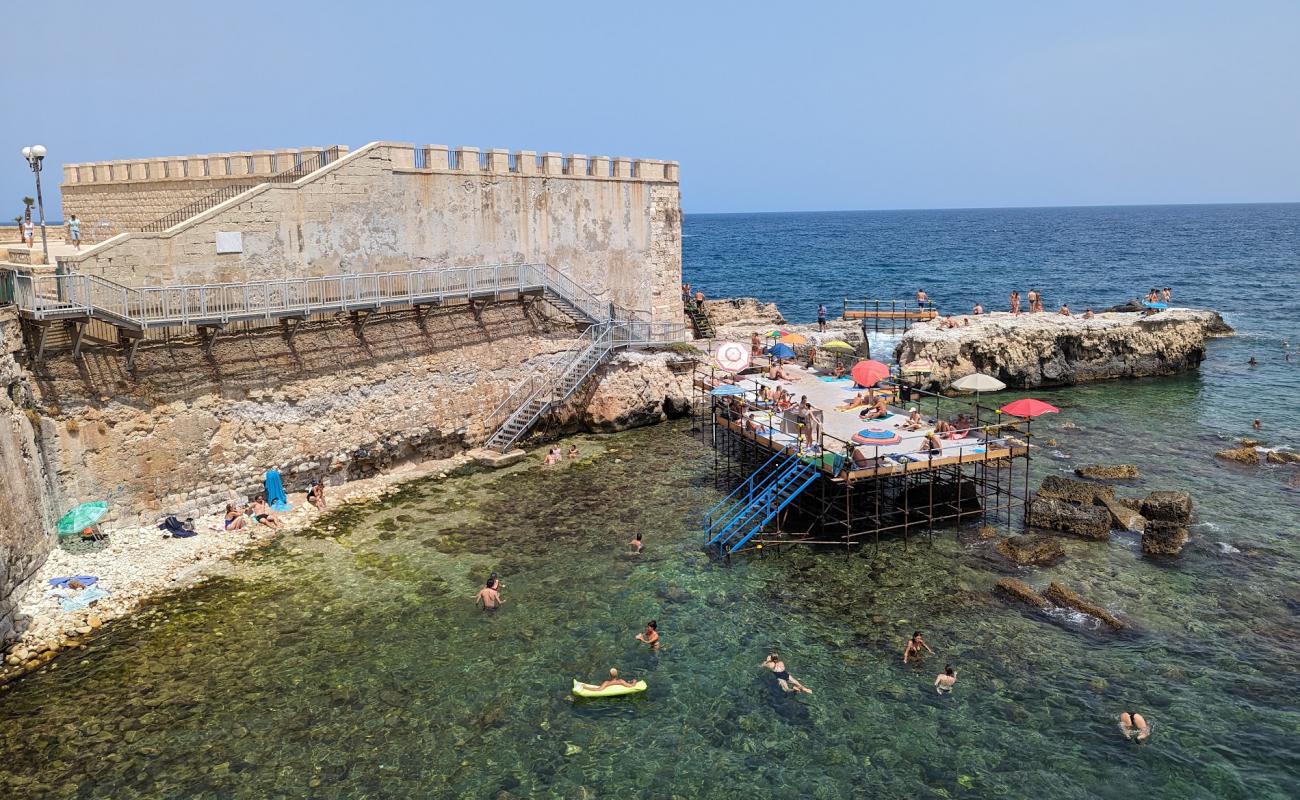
[710,384,746,396]
[766,343,796,359]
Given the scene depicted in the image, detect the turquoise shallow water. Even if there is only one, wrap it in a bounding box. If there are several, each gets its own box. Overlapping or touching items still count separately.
[2,205,1299,798]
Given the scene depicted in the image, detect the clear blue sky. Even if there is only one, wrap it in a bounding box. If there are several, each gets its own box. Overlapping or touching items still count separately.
[3,0,1298,216]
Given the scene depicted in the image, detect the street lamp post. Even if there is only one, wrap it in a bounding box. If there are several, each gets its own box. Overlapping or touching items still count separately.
[20,144,49,264]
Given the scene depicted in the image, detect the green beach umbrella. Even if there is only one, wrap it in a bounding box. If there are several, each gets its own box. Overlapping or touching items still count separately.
[56,501,108,537]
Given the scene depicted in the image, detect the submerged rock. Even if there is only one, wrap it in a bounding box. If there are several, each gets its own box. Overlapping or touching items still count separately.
[1140,491,1193,525]
[1216,446,1260,465]
[994,578,1049,608]
[1265,450,1300,465]
[1142,521,1189,556]
[996,535,1066,566]
[1074,464,1139,480]
[1039,475,1115,505]
[1025,496,1112,540]
[1041,582,1126,630]
[975,524,999,540]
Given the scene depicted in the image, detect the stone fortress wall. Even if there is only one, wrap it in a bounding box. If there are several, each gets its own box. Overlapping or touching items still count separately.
[60,146,349,242]
[59,142,682,322]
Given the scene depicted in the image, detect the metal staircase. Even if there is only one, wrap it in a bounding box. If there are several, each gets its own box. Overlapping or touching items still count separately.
[684,298,715,339]
[703,449,820,555]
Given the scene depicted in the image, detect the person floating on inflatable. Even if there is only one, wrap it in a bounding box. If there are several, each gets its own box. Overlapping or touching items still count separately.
[573,668,646,698]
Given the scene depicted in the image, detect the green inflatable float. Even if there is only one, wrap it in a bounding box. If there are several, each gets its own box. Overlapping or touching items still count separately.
[571,678,647,698]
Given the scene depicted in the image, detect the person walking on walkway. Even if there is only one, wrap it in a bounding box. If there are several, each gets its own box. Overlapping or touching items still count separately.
[68,215,81,250]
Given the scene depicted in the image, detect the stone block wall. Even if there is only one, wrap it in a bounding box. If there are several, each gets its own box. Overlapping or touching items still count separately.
[59,146,346,238]
[58,141,682,323]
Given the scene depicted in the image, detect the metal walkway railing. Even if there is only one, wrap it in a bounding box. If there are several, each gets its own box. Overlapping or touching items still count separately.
[7,262,687,450]
[704,449,820,555]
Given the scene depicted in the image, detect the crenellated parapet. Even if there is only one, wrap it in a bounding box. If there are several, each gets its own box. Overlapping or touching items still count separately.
[60,146,349,186]
[385,143,678,182]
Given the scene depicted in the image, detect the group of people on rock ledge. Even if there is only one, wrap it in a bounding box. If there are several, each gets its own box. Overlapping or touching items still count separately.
[919,285,1176,330]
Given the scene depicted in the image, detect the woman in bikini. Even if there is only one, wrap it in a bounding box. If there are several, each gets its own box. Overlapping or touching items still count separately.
[919,431,944,456]
[859,396,889,420]
[902,631,934,664]
[1119,711,1151,741]
[761,652,812,694]
[901,407,925,431]
[223,503,248,531]
[307,480,327,511]
[635,620,660,652]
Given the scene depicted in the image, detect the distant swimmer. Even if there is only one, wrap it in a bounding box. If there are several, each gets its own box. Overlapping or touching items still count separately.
[475,577,503,611]
[935,664,958,694]
[1248,356,1258,367]
[902,631,934,664]
[630,532,644,553]
[1253,418,1262,430]
[635,620,660,651]
[761,652,813,694]
[580,668,638,693]
[1119,711,1151,741]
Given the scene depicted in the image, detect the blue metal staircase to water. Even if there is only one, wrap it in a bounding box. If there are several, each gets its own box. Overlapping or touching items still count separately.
[704,449,820,555]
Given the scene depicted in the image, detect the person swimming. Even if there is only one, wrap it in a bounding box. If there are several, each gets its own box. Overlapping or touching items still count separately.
[761,652,813,694]
[475,576,503,611]
[580,668,637,692]
[1119,711,1151,741]
[935,664,957,694]
[635,620,660,651]
[903,631,934,664]
[630,532,643,553]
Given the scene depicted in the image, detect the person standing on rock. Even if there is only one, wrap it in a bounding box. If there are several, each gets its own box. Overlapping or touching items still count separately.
[817,304,828,331]
[1026,289,1037,313]
[1010,290,1021,316]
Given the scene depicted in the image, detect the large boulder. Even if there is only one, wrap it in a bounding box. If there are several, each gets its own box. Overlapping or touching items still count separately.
[1142,520,1189,556]
[1026,495,1112,540]
[1140,491,1193,525]
[578,351,697,433]
[1265,450,1300,465]
[1039,475,1115,505]
[1041,582,1126,630]
[701,297,786,328]
[994,578,1050,608]
[1215,446,1260,465]
[996,535,1066,566]
[1074,464,1139,480]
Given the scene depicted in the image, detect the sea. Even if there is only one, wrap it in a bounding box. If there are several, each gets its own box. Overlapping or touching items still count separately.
[0,203,1297,799]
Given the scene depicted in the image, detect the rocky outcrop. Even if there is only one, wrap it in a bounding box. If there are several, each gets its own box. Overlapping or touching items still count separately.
[1039,475,1115,505]
[577,350,698,432]
[1216,446,1260,465]
[1026,495,1112,539]
[1265,450,1300,465]
[893,309,1233,389]
[1041,582,1126,630]
[1139,490,1192,555]
[1074,464,1139,480]
[701,297,785,328]
[996,535,1065,566]
[0,309,57,646]
[994,578,1050,608]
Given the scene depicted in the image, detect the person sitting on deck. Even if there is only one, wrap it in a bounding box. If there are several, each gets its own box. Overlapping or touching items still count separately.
[832,363,846,379]
[580,668,638,693]
[934,419,957,438]
[776,389,794,412]
[919,431,944,456]
[768,361,791,381]
[901,407,925,431]
[859,395,890,420]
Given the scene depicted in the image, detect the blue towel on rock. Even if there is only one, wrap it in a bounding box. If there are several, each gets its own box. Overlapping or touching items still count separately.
[264,469,292,512]
[49,575,98,588]
[60,585,110,612]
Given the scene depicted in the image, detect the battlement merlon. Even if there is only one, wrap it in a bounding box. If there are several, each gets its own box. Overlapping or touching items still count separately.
[60,146,349,186]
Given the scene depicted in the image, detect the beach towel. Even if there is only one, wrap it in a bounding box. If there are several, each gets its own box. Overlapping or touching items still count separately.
[48,575,98,588]
[264,469,292,512]
[159,515,197,537]
[60,585,110,613]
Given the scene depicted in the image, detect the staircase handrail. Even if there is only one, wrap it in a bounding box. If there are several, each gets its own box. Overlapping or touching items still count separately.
[725,464,819,554]
[481,322,611,437]
[704,449,789,528]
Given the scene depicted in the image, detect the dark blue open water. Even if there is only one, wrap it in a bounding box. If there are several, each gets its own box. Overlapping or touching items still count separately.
[0,204,1297,799]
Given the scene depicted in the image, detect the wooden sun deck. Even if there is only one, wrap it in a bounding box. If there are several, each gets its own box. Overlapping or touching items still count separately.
[841,308,938,320]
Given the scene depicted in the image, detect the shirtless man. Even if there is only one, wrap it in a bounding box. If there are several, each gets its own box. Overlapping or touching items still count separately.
[761,652,813,694]
[837,391,871,411]
[580,668,637,692]
[859,396,890,420]
[903,631,934,664]
[635,620,660,651]
[919,431,944,456]
[972,303,984,315]
[475,578,503,611]
[1119,711,1151,741]
[1026,289,1038,313]
[935,665,958,694]
[917,288,928,309]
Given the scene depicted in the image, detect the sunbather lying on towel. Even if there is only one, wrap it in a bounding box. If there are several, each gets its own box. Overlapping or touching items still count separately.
[837,391,873,411]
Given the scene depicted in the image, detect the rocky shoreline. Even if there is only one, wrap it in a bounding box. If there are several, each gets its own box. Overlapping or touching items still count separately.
[894,308,1233,389]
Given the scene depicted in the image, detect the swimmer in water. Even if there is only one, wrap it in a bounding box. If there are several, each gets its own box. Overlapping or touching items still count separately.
[934,664,957,694]
[1119,711,1151,741]
[475,576,503,611]
[635,620,660,651]
[902,631,934,664]
[580,668,637,692]
[630,532,643,553]
[1248,356,1258,366]
[761,652,813,694]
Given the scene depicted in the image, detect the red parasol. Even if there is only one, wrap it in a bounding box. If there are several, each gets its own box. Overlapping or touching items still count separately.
[850,359,891,388]
[999,398,1059,418]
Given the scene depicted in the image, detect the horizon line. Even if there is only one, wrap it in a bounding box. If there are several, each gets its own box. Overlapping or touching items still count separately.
[683,199,1300,216]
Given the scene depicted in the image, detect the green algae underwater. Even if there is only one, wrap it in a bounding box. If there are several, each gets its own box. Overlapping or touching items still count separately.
[0,408,1297,799]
